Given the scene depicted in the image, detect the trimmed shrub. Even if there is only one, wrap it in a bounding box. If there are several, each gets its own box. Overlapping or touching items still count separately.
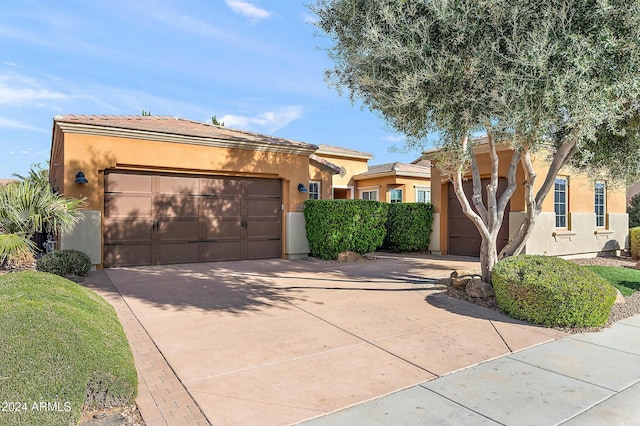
[36,249,92,277]
[631,227,640,259]
[629,193,640,228]
[304,199,389,260]
[384,203,433,252]
[492,255,617,327]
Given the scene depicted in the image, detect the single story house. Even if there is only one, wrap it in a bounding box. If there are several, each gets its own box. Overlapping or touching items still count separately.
[351,162,431,203]
[49,115,338,268]
[423,139,628,258]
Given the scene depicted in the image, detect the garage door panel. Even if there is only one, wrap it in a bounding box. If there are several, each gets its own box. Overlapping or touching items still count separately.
[158,242,200,264]
[104,220,153,242]
[106,173,152,193]
[247,199,280,217]
[154,195,199,218]
[247,240,281,259]
[247,221,280,239]
[201,197,242,217]
[202,241,243,261]
[157,175,199,194]
[104,244,153,267]
[202,219,241,239]
[158,220,199,241]
[200,178,242,195]
[246,179,280,197]
[105,194,153,219]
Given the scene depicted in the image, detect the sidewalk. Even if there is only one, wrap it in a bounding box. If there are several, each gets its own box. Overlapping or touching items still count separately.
[301,314,640,425]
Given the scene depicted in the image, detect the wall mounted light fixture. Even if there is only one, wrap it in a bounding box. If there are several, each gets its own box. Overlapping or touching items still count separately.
[297,183,308,193]
[74,171,89,184]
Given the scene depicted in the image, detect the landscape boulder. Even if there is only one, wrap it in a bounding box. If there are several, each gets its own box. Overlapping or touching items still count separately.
[466,278,495,300]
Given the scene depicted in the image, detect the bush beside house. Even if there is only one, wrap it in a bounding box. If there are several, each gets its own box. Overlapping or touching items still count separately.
[384,203,433,252]
[492,255,617,327]
[631,227,640,259]
[304,200,388,259]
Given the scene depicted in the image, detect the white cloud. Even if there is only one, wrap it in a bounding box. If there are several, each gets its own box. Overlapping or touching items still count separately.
[382,135,405,142]
[301,12,318,25]
[225,1,270,21]
[0,75,69,105]
[0,117,48,133]
[222,106,304,133]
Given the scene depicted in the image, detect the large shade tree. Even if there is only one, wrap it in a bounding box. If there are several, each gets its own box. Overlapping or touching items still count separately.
[311,0,640,281]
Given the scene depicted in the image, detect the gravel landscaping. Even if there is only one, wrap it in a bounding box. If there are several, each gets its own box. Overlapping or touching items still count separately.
[446,256,640,334]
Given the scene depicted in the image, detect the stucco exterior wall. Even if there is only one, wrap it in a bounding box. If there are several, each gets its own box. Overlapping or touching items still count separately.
[353,176,431,202]
[429,146,628,257]
[314,154,369,189]
[308,164,334,200]
[55,132,315,265]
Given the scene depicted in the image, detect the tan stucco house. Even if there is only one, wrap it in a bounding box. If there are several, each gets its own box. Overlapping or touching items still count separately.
[351,162,431,204]
[49,115,338,267]
[424,140,628,258]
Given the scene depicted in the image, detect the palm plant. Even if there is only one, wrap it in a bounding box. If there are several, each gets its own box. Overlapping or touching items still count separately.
[0,178,84,264]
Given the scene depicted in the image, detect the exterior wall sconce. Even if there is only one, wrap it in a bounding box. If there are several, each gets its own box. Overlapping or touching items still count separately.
[297,183,308,193]
[75,171,89,184]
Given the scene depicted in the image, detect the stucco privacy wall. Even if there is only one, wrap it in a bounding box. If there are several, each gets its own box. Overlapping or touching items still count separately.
[50,116,318,267]
[428,144,628,257]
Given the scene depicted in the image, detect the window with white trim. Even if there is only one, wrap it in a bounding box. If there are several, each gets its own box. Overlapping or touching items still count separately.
[309,181,320,200]
[595,181,606,227]
[361,190,378,201]
[416,187,431,203]
[554,177,568,228]
[390,189,403,203]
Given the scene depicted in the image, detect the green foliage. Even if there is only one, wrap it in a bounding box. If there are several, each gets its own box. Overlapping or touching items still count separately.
[212,115,225,126]
[492,255,617,327]
[631,227,640,259]
[36,249,92,277]
[304,199,388,259]
[0,271,137,425]
[629,194,640,228]
[384,203,433,252]
[587,265,640,297]
[0,174,84,265]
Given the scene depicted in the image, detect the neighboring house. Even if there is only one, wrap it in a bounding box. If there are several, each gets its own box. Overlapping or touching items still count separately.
[0,179,17,186]
[352,162,431,203]
[423,139,628,258]
[49,115,338,268]
[313,144,373,199]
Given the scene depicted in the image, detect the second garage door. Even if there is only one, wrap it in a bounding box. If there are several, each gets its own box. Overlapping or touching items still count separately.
[104,172,282,267]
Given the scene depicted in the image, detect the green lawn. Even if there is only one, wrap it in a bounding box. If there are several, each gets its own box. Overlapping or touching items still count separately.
[586,266,640,297]
[0,271,137,425]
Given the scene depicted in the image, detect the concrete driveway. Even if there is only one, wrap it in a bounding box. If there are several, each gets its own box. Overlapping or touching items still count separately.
[91,254,565,425]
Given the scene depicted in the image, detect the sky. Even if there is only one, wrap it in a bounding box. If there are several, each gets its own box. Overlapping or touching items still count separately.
[0,0,437,178]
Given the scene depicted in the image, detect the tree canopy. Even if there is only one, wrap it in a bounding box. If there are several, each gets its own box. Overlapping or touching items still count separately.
[312,0,640,280]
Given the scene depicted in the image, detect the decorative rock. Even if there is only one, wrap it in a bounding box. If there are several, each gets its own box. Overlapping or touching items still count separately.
[450,269,482,279]
[337,251,364,262]
[614,288,625,305]
[466,278,495,300]
[635,260,640,270]
[451,277,471,289]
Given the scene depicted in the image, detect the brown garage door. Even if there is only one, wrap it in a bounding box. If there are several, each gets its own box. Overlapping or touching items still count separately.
[104,171,281,267]
[448,178,509,257]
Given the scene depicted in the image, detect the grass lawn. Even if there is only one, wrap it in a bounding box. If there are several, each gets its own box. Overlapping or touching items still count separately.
[0,271,137,425]
[586,266,640,297]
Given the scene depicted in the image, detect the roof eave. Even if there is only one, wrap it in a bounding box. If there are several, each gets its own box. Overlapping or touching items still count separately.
[54,121,318,155]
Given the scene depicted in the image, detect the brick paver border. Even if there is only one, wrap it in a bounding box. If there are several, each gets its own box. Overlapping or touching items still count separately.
[84,271,210,426]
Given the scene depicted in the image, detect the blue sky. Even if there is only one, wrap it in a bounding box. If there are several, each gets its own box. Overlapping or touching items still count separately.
[0,0,436,178]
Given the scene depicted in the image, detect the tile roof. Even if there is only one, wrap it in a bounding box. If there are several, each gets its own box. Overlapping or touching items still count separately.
[355,162,431,178]
[316,144,373,159]
[309,154,342,175]
[53,115,317,152]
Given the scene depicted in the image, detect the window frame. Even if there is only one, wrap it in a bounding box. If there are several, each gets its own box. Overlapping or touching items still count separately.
[389,188,403,203]
[415,186,431,203]
[308,181,321,200]
[360,189,379,201]
[554,176,568,229]
[594,181,606,228]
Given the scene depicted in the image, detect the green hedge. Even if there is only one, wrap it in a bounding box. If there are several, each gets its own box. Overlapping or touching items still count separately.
[492,255,616,327]
[631,227,640,259]
[304,200,389,259]
[36,249,92,277]
[384,203,433,252]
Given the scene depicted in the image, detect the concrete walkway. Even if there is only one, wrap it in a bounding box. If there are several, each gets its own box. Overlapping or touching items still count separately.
[302,314,640,425]
[86,254,567,425]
